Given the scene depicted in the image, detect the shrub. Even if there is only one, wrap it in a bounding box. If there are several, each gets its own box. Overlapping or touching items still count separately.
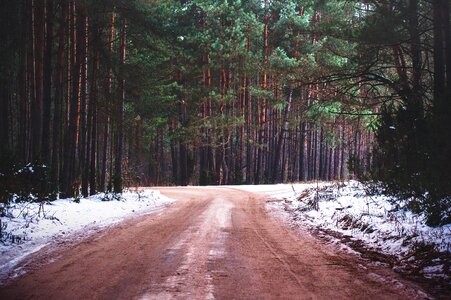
[0,158,55,206]
[372,104,451,227]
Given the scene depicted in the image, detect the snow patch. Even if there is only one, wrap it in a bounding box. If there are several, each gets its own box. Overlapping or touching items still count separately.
[0,189,174,281]
[243,181,450,282]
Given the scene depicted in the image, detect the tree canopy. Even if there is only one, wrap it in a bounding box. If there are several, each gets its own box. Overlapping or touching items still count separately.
[0,0,449,225]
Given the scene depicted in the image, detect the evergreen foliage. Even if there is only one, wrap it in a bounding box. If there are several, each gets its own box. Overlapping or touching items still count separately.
[0,0,449,224]
[362,0,451,226]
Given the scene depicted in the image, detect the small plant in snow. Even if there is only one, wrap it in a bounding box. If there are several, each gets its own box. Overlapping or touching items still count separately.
[73,195,81,203]
[135,190,145,202]
[101,192,122,202]
[0,218,26,245]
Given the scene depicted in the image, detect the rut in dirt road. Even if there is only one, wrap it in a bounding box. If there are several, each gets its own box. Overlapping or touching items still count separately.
[0,187,428,299]
[140,195,234,299]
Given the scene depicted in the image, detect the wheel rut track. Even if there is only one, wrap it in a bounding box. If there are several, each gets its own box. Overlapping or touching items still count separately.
[0,187,429,300]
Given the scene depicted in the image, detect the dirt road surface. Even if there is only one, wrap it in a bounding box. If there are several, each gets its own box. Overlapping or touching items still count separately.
[0,187,428,299]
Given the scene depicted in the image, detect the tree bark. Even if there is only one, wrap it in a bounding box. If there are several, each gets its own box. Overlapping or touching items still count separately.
[113,15,126,193]
[42,0,54,164]
[272,88,292,183]
[51,0,66,191]
[100,10,115,192]
[433,0,445,101]
[80,13,89,196]
[89,45,99,196]
[31,0,45,161]
[61,2,82,197]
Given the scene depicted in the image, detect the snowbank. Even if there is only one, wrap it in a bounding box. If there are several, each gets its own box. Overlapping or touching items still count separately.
[225,182,326,198]
[246,181,450,281]
[0,189,174,280]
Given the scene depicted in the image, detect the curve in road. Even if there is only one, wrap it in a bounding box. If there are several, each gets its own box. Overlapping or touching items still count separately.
[0,187,428,299]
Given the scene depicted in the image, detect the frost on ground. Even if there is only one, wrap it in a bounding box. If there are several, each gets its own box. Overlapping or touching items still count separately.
[258,181,450,286]
[0,189,174,280]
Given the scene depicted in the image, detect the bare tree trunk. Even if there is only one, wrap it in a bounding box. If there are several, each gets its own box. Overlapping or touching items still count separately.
[444,0,451,90]
[42,0,54,164]
[256,0,269,184]
[31,0,45,161]
[240,58,247,183]
[113,15,126,193]
[18,0,30,162]
[100,10,115,192]
[299,122,306,181]
[247,77,254,184]
[61,2,82,197]
[80,13,89,196]
[433,0,446,101]
[51,0,66,191]
[272,88,292,183]
[340,122,347,179]
[318,127,324,179]
[89,49,98,195]
[0,86,8,158]
[170,128,178,183]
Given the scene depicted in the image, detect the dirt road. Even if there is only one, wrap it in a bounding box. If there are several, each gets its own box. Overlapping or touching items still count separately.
[0,187,427,299]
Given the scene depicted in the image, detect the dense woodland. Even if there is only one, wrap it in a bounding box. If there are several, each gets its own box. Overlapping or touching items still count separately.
[0,0,450,224]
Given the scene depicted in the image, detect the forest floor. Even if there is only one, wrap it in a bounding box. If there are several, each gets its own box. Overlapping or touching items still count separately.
[0,187,433,299]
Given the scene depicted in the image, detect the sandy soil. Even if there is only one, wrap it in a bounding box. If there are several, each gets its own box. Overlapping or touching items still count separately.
[0,187,429,299]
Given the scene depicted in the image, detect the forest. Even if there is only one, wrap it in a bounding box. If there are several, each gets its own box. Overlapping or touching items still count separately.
[0,0,450,225]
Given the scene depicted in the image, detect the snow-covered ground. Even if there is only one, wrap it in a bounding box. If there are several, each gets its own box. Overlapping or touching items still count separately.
[240,181,450,282]
[229,182,325,198]
[0,189,174,280]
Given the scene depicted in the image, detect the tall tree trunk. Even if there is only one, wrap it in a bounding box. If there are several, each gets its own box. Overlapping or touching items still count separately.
[113,15,126,193]
[433,0,446,102]
[245,37,254,184]
[100,10,115,192]
[240,56,247,183]
[319,127,324,179]
[340,122,347,179]
[31,0,45,161]
[80,13,89,196]
[51,0,66,191]
[246,78,254,184]
[0,86,8,158]
[0,0,12,156]
[89,47,99,195]
[61,3,82,197]
[170,129,178,183]
[443,0,451,90]
[257,0,269,184]
[299,121,306,181]
[409,0,421,107]
[18,0,30,162]
[42,0,54,164]
[272,88,292,183]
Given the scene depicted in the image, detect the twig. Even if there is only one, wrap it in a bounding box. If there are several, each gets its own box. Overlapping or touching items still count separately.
[13,202,33,219]
[291,184,297,197]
